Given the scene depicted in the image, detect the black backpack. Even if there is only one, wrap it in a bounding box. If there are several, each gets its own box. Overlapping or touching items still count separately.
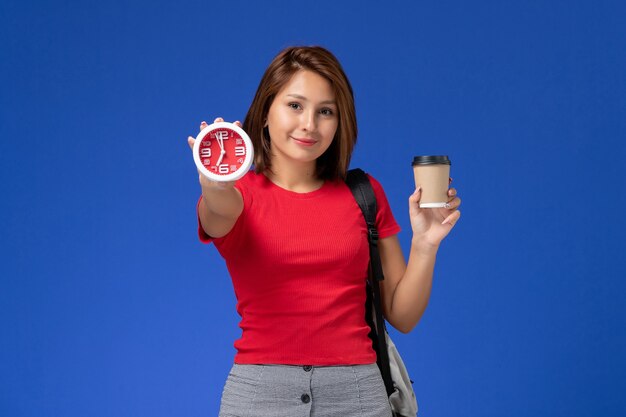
[346,168,418,417]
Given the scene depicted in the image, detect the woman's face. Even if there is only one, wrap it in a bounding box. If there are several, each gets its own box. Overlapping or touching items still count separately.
[266,70,339,168]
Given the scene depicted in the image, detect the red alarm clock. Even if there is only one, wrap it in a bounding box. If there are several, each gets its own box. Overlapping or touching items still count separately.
[193,122,254,182]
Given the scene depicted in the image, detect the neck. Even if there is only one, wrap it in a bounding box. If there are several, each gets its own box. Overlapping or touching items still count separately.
[265,158,323,193]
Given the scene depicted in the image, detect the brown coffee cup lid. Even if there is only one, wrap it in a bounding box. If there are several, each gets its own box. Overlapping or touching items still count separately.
[412,155,451,166]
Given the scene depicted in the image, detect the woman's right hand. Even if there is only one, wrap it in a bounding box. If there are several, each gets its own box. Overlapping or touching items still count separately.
[187,117,240,190]
[189,117,245,238]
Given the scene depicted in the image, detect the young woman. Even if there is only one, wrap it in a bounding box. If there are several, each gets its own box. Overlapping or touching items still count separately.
[187,46,461,417]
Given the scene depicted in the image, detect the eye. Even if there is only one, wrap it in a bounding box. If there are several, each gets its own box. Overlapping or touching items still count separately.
[320,108,334,116]
[288,102,302,110]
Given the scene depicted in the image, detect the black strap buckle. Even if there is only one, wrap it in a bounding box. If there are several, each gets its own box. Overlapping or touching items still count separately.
[368,225,379,244]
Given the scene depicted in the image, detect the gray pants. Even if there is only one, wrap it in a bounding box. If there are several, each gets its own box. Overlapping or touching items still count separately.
[219,363,393,417]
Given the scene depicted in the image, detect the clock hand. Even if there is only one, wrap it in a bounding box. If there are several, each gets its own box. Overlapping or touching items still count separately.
[211,131,226,167]
[216,147,226,166]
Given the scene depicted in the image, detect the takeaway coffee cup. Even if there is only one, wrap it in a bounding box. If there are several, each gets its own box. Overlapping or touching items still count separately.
[412,155,451,208]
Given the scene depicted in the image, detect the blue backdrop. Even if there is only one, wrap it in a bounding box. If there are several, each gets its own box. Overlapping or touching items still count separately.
[1,1,625,416]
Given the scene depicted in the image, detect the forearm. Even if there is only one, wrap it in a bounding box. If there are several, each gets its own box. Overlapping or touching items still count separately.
[388,240,439,333]
[200,185,241,219]
[198,184,243,238]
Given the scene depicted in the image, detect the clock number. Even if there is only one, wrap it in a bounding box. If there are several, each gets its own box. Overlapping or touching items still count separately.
[234,146,245,156]
[218,164,229,174]
[200,148,211,158]
[215,131,229,141]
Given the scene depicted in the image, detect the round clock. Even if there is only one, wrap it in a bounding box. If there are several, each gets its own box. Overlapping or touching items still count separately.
[193,122,254,182]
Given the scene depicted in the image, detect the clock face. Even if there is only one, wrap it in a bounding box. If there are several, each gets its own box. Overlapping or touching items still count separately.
[193,122,254,182]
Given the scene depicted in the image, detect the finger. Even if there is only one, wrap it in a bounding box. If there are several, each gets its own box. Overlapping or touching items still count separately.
[408,187,422,216]
[234,120,242,127]
[214,117,224,123]
[449,177,453,185]
[441,210,461,226]
[187,136,195,150]
[444,196,461,210]
[448,187,457,197]
[199,120,208,131]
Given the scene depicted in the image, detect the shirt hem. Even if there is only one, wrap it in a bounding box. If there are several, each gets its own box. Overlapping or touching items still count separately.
[233,354,378,366]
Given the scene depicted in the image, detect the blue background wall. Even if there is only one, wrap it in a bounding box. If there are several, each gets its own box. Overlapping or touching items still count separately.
[2,1,625,416]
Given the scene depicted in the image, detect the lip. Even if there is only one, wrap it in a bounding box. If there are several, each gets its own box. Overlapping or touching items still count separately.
[291,137,317,147]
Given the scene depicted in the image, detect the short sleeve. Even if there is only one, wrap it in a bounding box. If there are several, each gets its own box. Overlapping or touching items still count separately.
[367,175,401,239]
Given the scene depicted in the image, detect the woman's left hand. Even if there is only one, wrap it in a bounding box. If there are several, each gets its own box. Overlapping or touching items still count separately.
[408,180,461,249]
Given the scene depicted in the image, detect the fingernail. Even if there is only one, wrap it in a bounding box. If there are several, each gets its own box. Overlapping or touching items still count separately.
[444,203,451,209]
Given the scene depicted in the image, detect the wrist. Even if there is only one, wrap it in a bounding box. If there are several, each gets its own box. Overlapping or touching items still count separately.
[200,183,238,217]
[201,181,234,197]
[410,237,440,256]
[200,187,224,213]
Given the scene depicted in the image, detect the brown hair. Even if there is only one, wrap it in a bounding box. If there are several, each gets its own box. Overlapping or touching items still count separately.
[243,46,357,180]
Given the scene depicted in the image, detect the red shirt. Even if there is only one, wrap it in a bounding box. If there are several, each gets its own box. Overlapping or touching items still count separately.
[198,171,400,365]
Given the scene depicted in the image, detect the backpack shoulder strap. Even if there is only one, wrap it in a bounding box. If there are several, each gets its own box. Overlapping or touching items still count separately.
[345,168,395,397]
[345,169,384,283]
[346,168,378,238]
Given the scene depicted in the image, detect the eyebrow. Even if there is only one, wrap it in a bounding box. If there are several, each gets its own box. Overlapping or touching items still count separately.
[286,94,336,105]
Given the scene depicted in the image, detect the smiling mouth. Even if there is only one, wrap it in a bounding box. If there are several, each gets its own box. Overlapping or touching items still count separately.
[291,137,317,146]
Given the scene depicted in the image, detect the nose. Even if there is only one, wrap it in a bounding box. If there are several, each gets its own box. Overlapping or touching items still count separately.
[301,109,317,132]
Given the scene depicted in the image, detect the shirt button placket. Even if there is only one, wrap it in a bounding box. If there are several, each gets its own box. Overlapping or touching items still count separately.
[300,365,313,414]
